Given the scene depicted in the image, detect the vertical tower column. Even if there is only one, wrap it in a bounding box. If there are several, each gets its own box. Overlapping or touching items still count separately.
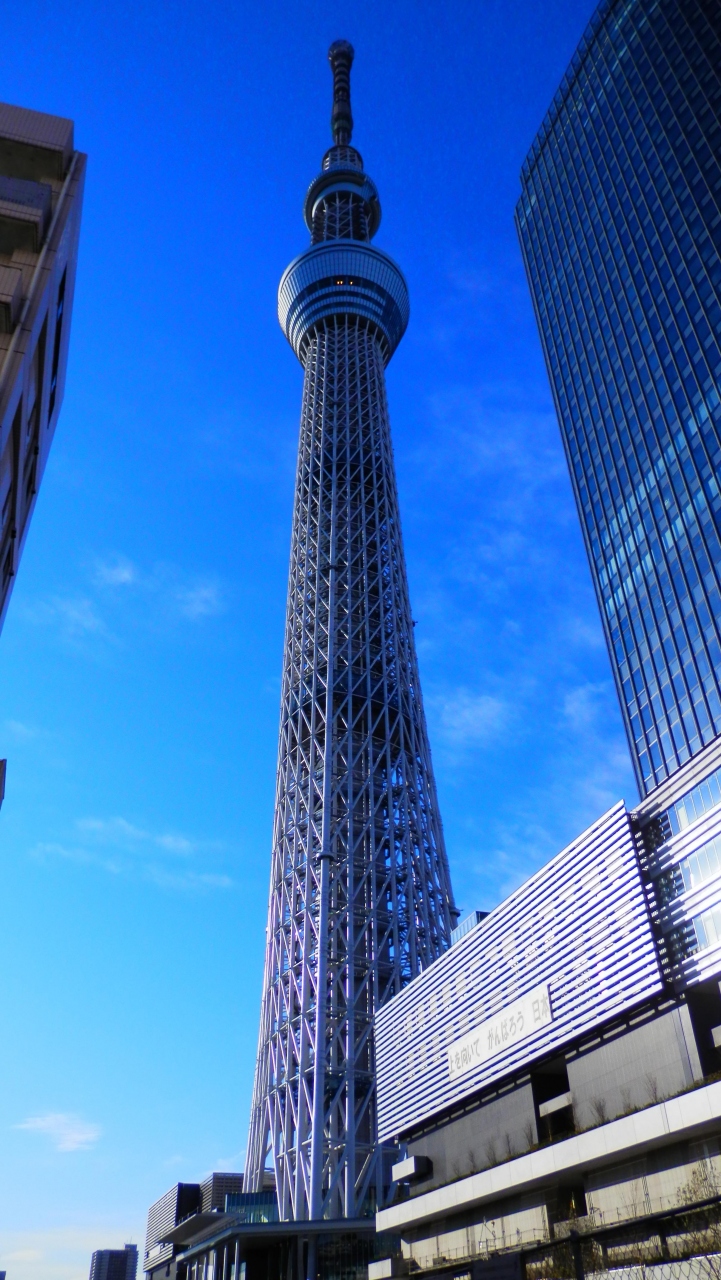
[246,44,457,1223]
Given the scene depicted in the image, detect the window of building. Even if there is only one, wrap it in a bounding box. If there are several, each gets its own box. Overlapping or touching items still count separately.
[664,763,721,835]
[694,904,721,952]
[681,834,721,892]
[0,438,12,537]
[48,268,66,420]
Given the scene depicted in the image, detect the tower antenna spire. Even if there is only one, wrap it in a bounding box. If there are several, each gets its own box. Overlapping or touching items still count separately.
[328,39,354,144]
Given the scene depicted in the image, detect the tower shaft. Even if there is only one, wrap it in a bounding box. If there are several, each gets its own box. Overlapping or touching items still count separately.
[246,43,456,1221]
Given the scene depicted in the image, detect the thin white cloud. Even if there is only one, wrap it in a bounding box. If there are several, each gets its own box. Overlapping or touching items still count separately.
[23,556,228,648]
[76,816,147,841]
[76,816,197,856]
[93,555,137,586]
[155,833,194,853]
[33,816,233,892]
[15,1112,101,1152]
[95,556,225,619]
[433,689,509,749]
[208,1148,246,1174]
[563,682,610,732]
[35,841,123,875]
[145,866,233,891]
[52,596,109,638]
[3,719,41,741]
[175,581,224,619]
[564,614,606,650]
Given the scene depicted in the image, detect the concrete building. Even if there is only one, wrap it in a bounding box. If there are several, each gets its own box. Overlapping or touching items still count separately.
[143,1170,397,1280]
[89,1244,138,1280]
[374,745,721,1267]
[0,100,85,632]
[143,1175,245,1280]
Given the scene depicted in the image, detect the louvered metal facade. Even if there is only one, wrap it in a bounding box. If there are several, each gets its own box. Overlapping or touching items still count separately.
[375,801,664,1141]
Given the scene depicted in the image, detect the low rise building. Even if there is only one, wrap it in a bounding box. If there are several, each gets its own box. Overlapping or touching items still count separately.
[144,1175,245,1280]
[374,738,721,1273]
[142,1170,389,1280]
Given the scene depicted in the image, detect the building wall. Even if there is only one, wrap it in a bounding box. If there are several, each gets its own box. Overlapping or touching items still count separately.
[394,1136,721,1268]
[200,1172,243,1212]
[632,741,721,990]
[516,0,721,796]
[144,1183,200,1275]
[400,1196,549,1270]
[376,803,663,1142]
[89,1247,138,1280]
[402,1004,702,1195]
[585,1133,721,1221]
[566,1004,702,1128]
[407,1082,538,1192]
[0,102,85,632]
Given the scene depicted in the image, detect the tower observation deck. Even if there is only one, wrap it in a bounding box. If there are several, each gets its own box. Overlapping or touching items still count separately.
[245,42,458,1222]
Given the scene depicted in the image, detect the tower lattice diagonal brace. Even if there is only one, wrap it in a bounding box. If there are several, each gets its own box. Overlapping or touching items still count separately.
[245,41,457,1222]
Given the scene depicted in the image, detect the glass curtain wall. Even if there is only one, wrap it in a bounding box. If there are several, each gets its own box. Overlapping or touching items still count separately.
[517,0,721,796]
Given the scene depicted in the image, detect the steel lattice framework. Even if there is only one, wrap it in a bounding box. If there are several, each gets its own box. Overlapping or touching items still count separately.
[245,41,457,1223]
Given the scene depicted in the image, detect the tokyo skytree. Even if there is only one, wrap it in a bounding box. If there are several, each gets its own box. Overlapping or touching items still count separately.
[245,41,457,1223]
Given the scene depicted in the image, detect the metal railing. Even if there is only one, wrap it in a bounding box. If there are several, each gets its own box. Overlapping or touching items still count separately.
[400,1196,721,1280]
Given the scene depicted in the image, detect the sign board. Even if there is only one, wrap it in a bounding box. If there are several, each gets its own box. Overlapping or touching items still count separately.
[448,984,552,1081]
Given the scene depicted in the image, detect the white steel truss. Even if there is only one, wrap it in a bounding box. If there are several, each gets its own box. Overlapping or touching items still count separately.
[245,41,457,1224]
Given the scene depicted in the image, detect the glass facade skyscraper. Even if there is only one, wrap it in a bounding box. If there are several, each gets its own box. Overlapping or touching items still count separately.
[516,0,721,797]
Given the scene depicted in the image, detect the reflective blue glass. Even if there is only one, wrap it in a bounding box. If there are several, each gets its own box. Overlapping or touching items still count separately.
[680,834,721,892]
[517,0,721,796]
[666,761,721,833]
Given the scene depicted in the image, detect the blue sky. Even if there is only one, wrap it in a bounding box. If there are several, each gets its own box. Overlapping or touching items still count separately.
[0,1,637,1276]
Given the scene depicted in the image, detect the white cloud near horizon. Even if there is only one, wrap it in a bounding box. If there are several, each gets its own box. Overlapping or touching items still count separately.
[0,1224,143,1280]
[15,1112,101,1152]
